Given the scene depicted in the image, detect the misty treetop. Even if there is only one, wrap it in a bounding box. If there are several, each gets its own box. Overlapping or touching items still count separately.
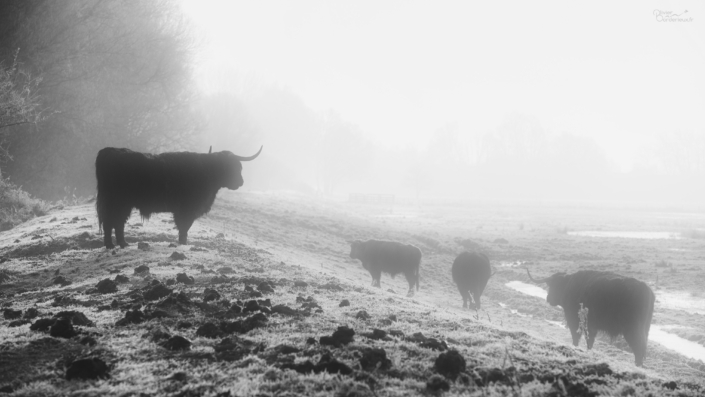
[0,0,199,199]
[0,50,41,135]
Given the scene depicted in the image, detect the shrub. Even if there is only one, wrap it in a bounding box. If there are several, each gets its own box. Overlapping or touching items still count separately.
[0,177,47,230]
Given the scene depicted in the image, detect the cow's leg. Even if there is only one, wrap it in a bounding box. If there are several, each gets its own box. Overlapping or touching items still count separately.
[114,207,132,248]
[102,220,115,249]
[570,327,582,346]
[405,272,415,296]
[101,206,128,249]
[586,321,598,350]
[115,223,127,248]
[624,327,647,367]
[369,269,382,288]
[174,213,195,245]
[458,287,470,308]
[565,308,581,346]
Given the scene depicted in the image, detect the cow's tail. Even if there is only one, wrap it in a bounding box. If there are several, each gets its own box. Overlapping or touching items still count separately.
[416,255,421,291]
[95,149,108,233]
[96,184,106,233]
[644,288,655,339]
[96,193,104,233]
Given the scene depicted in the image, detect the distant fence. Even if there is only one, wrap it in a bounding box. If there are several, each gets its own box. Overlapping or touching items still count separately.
[348,194,395,208]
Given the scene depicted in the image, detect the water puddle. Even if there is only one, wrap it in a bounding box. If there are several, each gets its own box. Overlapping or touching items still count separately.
[545,320,565,328]
[506,281,547,300]
[651,326,705,363]
[656,290,705,315]
[498,302,532,318]
[568,231,681,239]
[371,213,418,219]
[510,309,530,317]
[499,261,525,268]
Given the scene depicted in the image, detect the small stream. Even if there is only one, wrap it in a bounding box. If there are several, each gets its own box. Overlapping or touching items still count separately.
[567,231,681,239]
[650,326,705,362]
[505,280,547,299]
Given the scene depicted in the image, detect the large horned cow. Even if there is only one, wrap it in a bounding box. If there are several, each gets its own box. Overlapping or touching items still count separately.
[96,146,262,248]
[349,240,422,296]
[526,268,655,366]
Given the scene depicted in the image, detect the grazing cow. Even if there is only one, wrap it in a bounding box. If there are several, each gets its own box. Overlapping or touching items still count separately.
[526,268,655,366]
[451,252,495,309]
[96,146,262,248]
[349,240,422,296]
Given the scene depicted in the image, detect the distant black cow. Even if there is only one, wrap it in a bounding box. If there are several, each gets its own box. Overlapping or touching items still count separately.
[451,252,495,309]
[96,146,262,248]
[526,268,655,366]
[349,240,422,296]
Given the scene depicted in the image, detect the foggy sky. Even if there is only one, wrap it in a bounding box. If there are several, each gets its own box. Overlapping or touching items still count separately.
[181,0,705,173]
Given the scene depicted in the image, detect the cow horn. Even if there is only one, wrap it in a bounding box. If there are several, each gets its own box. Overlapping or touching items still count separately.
[209,146,212,154]
[525,267,550,283]
[233,145,262,161]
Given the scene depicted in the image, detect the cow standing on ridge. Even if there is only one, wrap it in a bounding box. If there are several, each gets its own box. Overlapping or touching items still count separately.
[452,251,494,309]
[95,146,262,248]
[349,240,421,296]
[526,268,655,367]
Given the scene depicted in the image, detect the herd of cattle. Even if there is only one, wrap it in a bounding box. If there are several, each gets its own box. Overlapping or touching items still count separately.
[346,239,654,367]
[95,146,656,367]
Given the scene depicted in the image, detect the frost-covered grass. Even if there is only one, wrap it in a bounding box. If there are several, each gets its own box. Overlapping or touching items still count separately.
[0,196,704,396]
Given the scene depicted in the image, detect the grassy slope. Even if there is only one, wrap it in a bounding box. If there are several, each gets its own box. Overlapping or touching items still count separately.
[0,192,703,396]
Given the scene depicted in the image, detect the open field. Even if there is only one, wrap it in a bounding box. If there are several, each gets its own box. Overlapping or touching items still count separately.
[1,191,704,396]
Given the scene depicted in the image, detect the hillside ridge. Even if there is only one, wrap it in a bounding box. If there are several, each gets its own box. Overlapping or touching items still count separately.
[0,196,703,396]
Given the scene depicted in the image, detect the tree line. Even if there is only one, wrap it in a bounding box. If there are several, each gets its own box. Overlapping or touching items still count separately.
[1,0,703,206]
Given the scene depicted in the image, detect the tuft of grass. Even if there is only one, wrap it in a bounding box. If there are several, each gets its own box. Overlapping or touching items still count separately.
[654,260,671,268]
[0,178,48,231]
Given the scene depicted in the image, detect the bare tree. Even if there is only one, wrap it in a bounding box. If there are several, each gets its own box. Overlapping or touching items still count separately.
[0,55,41,131]
[0,52,43,174]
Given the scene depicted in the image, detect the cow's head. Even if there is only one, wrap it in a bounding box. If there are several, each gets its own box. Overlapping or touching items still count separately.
[526,268,568,307]
[214,146,263,190]
[349,240,363,260]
